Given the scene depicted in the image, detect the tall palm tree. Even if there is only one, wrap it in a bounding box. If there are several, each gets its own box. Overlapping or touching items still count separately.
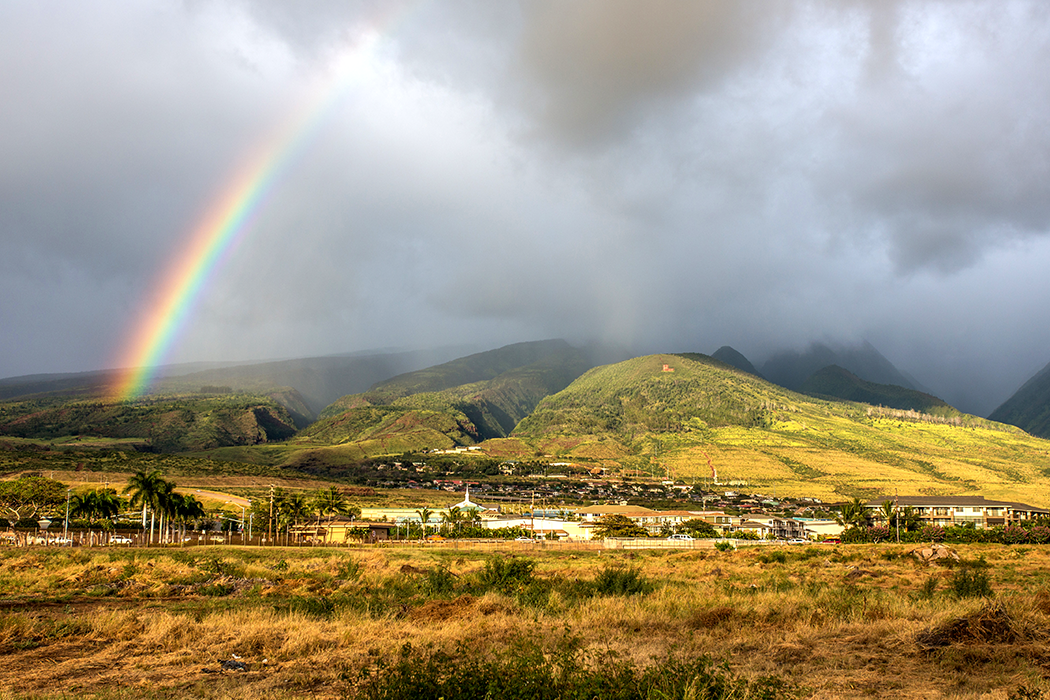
[124,470,167,545]
[312,487,351,541]
[71,489,122,524]
[441,506,462,534]
[168,493,206,543]
[835,498,868,529]
[880,500,896,527]
[416,507,433,538]
[281,493,307,532]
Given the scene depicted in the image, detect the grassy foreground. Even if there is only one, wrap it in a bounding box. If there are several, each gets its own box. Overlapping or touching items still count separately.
[2,543,1050,699]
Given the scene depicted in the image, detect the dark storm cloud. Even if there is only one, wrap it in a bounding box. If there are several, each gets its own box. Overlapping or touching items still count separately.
[2,0,1050,418]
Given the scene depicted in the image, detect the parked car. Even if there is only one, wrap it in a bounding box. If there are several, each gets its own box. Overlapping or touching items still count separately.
[515,536,534,542]
[109,535,133,545]
[667,534,694,541]
[425,534,446,542]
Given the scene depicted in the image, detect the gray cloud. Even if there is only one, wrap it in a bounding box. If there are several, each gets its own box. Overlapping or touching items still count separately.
[2,0,1050,418]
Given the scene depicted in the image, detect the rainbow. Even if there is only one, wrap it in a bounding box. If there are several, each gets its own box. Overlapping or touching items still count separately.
[113,6,420,400]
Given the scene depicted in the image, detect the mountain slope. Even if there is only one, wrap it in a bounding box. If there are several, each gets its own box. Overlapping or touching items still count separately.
[761,341,915,392]
[507,353,1050,506]
[0,393,299,452]
[330,339,576,409]
[0,347,477,420]
[299,341,595,451]
[711,346,761,377]
[801,365,958,415]
[989,360,1050,438]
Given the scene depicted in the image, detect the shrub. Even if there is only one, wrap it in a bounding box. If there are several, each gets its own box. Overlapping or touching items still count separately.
[337,558,362,580]
[714,540,735,552]
[356,639,800,700]
[476,557,535,594]
[918,524,945,542]
[917,575,939,600]
[593,566,652,596]
[420,567,457,597]
[1029,526,1050,544]
[951,567,993,598]
[840,527,868,544]
[867,526,891,542]
[1001,525,1029,545]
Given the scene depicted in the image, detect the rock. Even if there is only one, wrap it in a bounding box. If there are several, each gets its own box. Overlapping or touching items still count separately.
[909,544,960,563]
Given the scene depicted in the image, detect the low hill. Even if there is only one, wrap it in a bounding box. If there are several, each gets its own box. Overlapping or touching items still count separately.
[801,365,957,415]
[508,353,1050,506]
[299,341,595,454]
[989,360,1050,438]
[0,346,477,420]
[322,339,578,413]
[0,393,299,453]
[761,340,915,392]
[711,346,761,377]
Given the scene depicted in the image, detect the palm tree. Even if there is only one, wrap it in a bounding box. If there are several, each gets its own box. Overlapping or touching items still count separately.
[416,507,433,538]
[281,493,310,543]
[835,498,868,529]
[124,470,167,545]
[312,487,351,542]
[880,500,896,527]
[441,506,462,535]
[168,493,206,543]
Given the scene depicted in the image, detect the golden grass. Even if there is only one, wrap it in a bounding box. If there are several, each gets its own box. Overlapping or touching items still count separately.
[0,543,1049,699]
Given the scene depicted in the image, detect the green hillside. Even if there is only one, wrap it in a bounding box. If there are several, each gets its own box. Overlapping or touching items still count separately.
[509,353,1050,506]
[0,393,299,453]
[319,338,576,417]
[989,360,1050,438]
[801,365,957,415]
[295,342,594,459]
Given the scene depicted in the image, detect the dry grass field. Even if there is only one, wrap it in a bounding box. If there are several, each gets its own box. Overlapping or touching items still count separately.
[2,542,1050,699]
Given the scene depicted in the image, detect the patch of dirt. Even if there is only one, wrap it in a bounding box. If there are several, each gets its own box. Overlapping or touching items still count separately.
[409,594,478,622]
[687,606,735,629]
[399,564,428,575]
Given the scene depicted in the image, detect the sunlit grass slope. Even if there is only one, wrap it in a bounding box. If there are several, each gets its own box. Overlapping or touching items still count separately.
[511,353,1050,505]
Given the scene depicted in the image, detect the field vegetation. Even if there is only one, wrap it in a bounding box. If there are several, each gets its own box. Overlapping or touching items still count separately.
[1,542,1050,699]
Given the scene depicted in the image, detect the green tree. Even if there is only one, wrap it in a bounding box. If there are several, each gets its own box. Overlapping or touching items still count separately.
[281,492,311,541]
[680,518,717,538]
[441,506,462,534]
[416,507,433,537]
[835,498,868,529]
[123,470,168,545]
[592,514,648,538]
[0,476,67,523]
[880,500,896,526]
[69,489,122,528]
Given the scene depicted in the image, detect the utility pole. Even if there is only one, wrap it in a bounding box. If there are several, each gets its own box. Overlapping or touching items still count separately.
[895,488,900,544]
[268,484,275,545]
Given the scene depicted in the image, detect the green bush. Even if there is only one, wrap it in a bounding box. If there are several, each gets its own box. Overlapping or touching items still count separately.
[476,556,536,594]
[715,540,735,552]
[356,638,800,700]
[420,567,457,597]
[950,567,993,598]
[593,566,652,596]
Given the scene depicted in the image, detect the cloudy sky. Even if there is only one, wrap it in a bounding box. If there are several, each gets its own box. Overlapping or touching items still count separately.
[2,0,1049,416]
